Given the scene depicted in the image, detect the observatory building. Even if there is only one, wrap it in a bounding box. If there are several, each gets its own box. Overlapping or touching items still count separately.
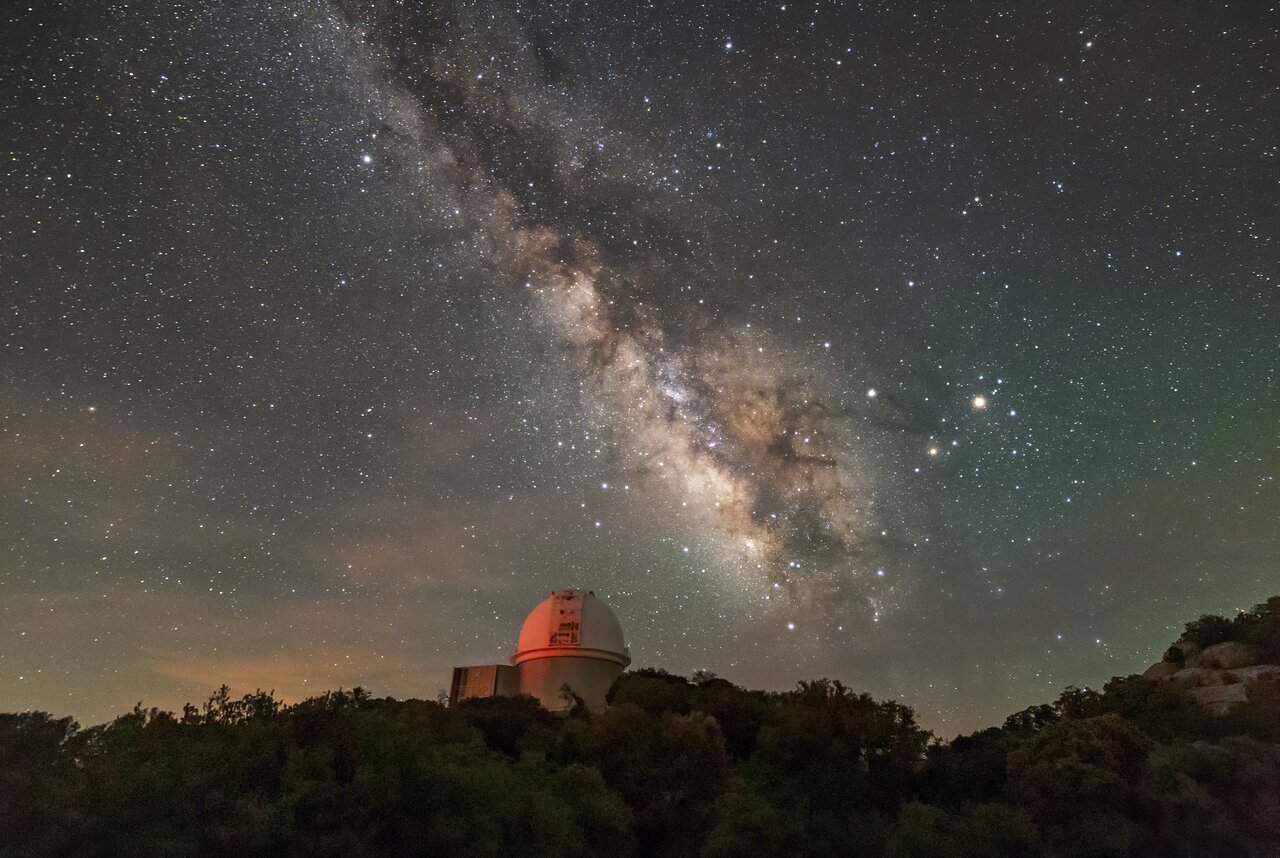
[449,589,631,712]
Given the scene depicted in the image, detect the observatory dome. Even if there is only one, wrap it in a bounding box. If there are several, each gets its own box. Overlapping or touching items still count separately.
[513,589,630,667]
[450,588,631,712]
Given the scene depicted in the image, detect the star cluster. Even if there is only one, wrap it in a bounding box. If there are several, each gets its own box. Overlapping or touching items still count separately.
[2,0,1277,733]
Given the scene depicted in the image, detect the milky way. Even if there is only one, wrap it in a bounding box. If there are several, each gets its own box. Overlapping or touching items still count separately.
[334,0,892,613]
[2,1,1277,733]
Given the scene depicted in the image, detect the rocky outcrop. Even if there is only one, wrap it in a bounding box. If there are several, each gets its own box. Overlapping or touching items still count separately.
[1191,641,1261,670]
[1165,640,1201,664]
[1187,666,1280,715]
[1169,667,1228,688]
[1192,683,1251,716]
[1141,661,1180,681]
[1142,642,1279,715]
[1230,664,1280,682]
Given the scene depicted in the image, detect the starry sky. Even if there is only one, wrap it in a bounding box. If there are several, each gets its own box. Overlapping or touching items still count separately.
[2,0,1277,735]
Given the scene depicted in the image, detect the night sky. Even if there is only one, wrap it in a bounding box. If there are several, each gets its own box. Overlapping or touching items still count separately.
[3,1,1277,735]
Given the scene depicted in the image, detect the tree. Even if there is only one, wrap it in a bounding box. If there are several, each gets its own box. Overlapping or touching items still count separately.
[457,693,560,758]
[1140,736,1280,854]
[1181,614,1237,649]
[606,668,693,715]
[1007,714,1155,855]
[4,596,1280,857]
[0,712,84,857]
[581,704,730,855]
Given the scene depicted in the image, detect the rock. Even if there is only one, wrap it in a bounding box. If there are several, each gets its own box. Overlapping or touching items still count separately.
[1142,624,1279,715]
[1192,684,1250,716]
[1193,641,1261,670]
[1172,640,1202,663]
[1142,661,1180,681]
[1155,661,1280,715]
[1171,667,1225,688]
[1230,664,1280,683]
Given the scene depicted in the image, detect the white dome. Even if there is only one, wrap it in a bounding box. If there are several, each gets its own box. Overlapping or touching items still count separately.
[512,589,630,667]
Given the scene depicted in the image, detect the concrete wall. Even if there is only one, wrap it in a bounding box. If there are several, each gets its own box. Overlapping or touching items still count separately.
[517,656,623,712]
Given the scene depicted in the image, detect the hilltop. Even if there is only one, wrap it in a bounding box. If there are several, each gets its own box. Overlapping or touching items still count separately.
[2,598,1278,856]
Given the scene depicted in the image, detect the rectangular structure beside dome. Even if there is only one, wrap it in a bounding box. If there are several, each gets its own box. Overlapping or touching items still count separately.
[448,663,519,705]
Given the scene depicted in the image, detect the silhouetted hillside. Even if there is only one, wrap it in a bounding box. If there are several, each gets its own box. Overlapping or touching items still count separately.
[3,599,1279,856]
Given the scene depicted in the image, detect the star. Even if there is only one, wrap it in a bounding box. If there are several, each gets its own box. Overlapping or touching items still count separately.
[0,0,1272,742]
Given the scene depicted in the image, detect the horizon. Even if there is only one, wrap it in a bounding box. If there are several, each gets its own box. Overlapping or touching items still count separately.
[11,594,1271,739]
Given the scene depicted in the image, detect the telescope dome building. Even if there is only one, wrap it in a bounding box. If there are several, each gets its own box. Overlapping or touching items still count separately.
[449,589,631,712]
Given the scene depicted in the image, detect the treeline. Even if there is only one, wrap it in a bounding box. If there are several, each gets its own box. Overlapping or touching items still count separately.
[2,602,1279,857]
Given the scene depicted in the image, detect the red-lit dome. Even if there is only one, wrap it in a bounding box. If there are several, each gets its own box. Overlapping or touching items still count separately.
[512,589,630,667]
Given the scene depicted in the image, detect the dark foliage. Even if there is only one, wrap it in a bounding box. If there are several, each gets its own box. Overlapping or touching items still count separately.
[3,600,1280,856]
[1179,597,1280,662]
